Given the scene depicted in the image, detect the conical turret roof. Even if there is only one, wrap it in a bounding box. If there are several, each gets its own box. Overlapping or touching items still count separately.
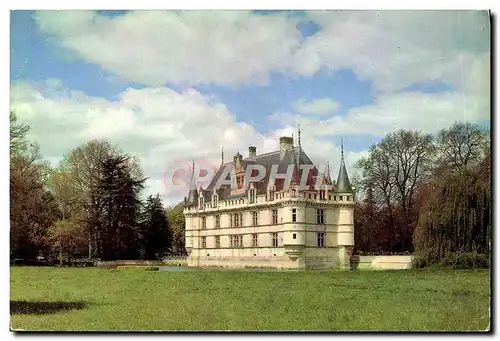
[185,160,198,205]
[336,139,352,193]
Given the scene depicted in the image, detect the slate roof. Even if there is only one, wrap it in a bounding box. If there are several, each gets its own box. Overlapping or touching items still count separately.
[204,148,324,200]
[185,144,352,206]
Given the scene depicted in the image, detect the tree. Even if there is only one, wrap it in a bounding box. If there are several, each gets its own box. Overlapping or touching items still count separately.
[166,202,186,255]
[56,139,144,258]
[436,122,489,172]
[89,153,146,260]
[47,170,81,220]
[10,111,30,158]
[141,194,172,259]
[355,130,435,252]
[414,151,491,264]
[48,217,87,263]
[10,112,60,260]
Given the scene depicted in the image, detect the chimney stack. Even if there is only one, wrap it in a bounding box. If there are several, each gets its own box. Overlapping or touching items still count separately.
[279,136,294,161]
[248,146,257,159]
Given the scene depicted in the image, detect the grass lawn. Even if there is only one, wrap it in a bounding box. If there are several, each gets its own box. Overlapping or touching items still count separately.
[10,267,490,331]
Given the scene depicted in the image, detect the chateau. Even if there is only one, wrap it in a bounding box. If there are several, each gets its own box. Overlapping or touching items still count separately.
[183,135,355,270]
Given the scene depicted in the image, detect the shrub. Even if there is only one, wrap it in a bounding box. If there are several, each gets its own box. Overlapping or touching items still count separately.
[411,255,429,269]
[441,252,490,269]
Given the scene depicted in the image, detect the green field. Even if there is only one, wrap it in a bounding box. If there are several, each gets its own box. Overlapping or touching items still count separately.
[10,267,490,331]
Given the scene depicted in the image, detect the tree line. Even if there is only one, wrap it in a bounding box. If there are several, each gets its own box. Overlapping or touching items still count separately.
[10,109,491,267]
[10,111,187,263]
[353,121,491,267]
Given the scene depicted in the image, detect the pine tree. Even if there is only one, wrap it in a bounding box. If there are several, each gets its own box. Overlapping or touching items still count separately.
[89,154,146,260]
[140,194,172,260]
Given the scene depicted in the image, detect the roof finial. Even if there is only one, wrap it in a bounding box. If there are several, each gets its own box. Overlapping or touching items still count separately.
[298,124,302,149]
[221,146,224,165]
[340,137,345,165]
[189,159,197,190]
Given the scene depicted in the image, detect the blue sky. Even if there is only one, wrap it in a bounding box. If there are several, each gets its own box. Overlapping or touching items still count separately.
[10,10,490,204]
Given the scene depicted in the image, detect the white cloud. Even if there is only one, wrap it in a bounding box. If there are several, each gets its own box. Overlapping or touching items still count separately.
[32,10,490,93]
[12,11,491,204]
[291,10,490,93]
[33,10,301,87]
[270,50,490,137]
[12,80,364,205]
[292,98,339,115]
[271,89,489,138]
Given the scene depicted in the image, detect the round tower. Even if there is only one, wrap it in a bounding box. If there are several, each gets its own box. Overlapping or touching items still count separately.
[336,138,355,270]
[283,205,306,261]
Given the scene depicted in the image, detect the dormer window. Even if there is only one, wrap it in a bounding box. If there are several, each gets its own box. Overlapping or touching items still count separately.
[236,175,244,189]
[212,193,218,207]
[249,188,256,203]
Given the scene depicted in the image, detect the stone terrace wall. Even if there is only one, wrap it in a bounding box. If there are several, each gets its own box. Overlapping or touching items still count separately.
[352,255,414,270]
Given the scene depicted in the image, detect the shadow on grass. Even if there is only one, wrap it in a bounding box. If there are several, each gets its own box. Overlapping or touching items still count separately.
[10,300,88,315]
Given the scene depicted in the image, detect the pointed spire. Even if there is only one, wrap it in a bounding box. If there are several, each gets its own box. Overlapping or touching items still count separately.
[186,159,199,205]
[325,160,332,184]
[340,137,345,165]
[336,138,352,193]
[221,146,224,165]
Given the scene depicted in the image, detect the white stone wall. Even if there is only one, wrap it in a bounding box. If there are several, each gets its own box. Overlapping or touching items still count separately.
[353,255,414,270]
[184,189,355,270]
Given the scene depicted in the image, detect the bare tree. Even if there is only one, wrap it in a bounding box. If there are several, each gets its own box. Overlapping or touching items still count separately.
[355,130,435,251]
[437,122,489,172]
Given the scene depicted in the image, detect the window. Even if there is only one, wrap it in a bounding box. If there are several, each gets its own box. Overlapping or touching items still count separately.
[272,233,279,247]
[293,233,297,240]
[340,195,343,201]
[308,194,312,199]
[202,217,207,229]
[213,194,218,207]
[314,194,317,199]
[292,208,297,222]
[215,215,220,229]
[252,234,258,247]
[249,188,256,203]
[292,189,296,197]
[215,236,220,248]
[317,233,325,247]
[272,209,278,225]
[201,236,207,249]
[231,214,242,227]
[319,190,325,200]
[268,189,274,201]
[328,195,332,200]
[317,209,325,224]
[347,196,351,201]
[252,211,258,226]
[237,175,243,189]
[233,213,242,227]
[231,235,242,248]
